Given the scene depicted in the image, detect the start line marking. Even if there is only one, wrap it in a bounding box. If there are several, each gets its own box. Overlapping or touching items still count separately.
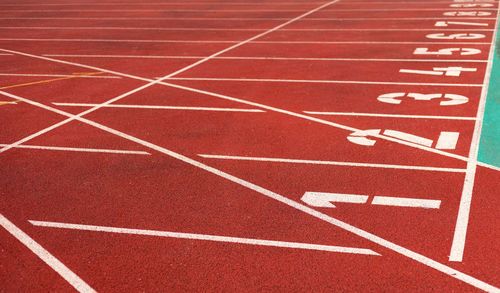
[29,220,380,256]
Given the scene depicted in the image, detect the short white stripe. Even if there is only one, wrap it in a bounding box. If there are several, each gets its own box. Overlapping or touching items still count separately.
[0,73,120,79]
[168,77,482,87]
[372,196,441,209]
[0,214,96,293]
[0,144,150,155]
[198,154,466,173]
[52,102,265,112]
[29,220,380,256]
[303,111,477,120]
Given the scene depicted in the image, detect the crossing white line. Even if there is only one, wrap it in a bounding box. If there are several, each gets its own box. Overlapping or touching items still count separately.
[0,214,96,293]
[53,102,265,112]
[0,144,150,155]
[198,154,466,173]
[44,54,488,63]
[29,220,380,256]
[168,77,483,87]
[303,111,477,120]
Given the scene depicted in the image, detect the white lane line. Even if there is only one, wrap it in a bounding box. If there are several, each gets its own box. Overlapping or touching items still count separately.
[0,73,121,79]
[4,26,493,31]
[198,154,466,173]
[0,48,483,166]
[0,214,96,293]
[0,38,491,45]
[0,144,150,155]
[371,196,441,209]
[29,220,379,256]
[168,77,482,87]
[43,54,488,63]
[52,102,265,112]
[2,8,498,12]
[449,8,500,263]
[303,111,477,120]
[2,92,498,293]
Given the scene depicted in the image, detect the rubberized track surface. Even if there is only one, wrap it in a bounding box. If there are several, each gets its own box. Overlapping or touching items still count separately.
[1,0,499,292]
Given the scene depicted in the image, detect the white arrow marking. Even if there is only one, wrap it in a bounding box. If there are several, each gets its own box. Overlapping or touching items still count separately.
[301,192,369,208]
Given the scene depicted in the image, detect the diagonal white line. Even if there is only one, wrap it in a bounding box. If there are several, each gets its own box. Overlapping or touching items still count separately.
[198,154,466,172]
[29,220,380,256]
[0,214,96,293]
[52,102,265,112]
[0,144,150,155]
[1,90,498,292]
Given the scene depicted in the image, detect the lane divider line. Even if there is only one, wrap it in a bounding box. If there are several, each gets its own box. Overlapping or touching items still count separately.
[0,144,150,155]
[52,102,265,112]
[0,214,96,293]
[29,220,380,256]
[198,154,467,173]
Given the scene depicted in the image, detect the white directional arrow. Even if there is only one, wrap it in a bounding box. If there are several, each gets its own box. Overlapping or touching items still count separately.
[301,192,441,209]
[301,192,369,208]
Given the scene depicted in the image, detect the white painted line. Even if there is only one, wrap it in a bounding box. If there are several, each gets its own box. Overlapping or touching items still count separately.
[0,144,150,155]
[2,8,498,12]
[0,27,495,32]
[0,214,96,293]
[0,49,483,166]
[435,132,460,149]
[449,8,500,263]
[371,196,441,209]
[198,154,466,173]
[383,129,434,147]
[2,92,498,292]
[52,102,265,112]
[168,77,482,87]
[302,192,369,208]
[29,220,379,256]
[0,38,491,45]
[303,111,477,120]
[44,54,489,63]
[0,73,120,79]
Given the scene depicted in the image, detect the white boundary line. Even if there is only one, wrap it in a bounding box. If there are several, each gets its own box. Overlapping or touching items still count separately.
[1,8,498,12]
[0,214,96,293]
[53,102,265,112]
[303,111,477,120]
[0,26,495,31]
[168,77,482,87]
[0,48,484,165]
[43,54,488,63]
[28,220,379,256]
[449,7,500,262]
[0,91,498,292]
[0,38,492,45]
[0,144,150,155]
[198,154,467,172]
[0,73,121,79]
[0,16,496,20]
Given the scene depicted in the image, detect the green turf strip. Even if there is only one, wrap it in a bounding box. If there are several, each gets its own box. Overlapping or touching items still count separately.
[478,19,500,168]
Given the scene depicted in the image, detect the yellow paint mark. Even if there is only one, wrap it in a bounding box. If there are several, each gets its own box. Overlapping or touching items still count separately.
[0,72,103,90]
[0,100,20,106]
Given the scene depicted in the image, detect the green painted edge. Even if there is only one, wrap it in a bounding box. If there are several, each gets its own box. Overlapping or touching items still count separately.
[478,18,500,168]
